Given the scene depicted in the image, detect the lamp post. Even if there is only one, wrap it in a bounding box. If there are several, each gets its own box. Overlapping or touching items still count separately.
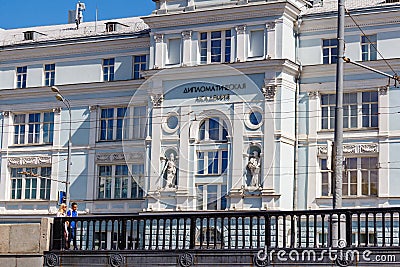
[51,86,72,207]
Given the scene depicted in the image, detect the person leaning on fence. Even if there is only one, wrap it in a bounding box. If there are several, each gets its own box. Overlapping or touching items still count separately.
[56,203,69,249]
[67,202,78,250]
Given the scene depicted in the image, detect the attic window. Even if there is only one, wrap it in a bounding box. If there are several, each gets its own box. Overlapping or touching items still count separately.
[23,31,35,41]
[106,22,118,32]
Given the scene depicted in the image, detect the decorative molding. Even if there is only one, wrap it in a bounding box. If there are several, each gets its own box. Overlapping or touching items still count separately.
[318,143,378,155]
[3,111,10,117]
[52,107,61,114]
[154,33,164,43]
[8,156,51,167]
[266,22,276,30]
[379,86,388,95]
[89,105,98,112]
[109,253,124,267]
[96,152,144,163]
[45,253,59,267]
[308,91,319,100]
[360,144,379,153]
[235,24,247,34]
[150,94,164,107]
[181,30,192,40]
[179,253,194,267]
[262,84,276,101]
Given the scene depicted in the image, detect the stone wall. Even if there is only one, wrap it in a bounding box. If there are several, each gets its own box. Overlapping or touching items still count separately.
[0,217,52,267]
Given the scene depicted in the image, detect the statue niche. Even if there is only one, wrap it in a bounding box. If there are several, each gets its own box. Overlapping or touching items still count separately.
[246,150,261,190]
[162,152,177,190]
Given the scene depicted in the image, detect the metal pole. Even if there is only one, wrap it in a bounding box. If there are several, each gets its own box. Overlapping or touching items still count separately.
[66,102,72,208]
[333,0,345,211]
[332,0,345,248]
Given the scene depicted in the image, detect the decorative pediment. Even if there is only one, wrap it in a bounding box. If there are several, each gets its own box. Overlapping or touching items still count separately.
[8,156,51,166]
[96,152,145,163]
[318,143,378,155]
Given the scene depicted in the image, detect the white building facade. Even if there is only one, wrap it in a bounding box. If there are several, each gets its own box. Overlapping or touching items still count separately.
[0,0,399,217]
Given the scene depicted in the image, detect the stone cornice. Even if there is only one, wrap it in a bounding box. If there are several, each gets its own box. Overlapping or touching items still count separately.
[142,2,300,29]
[0,35,150,64]
[142,59,299,80]
[301,8,400,33]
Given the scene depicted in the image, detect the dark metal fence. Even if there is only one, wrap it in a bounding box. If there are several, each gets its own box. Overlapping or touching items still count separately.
[51,207,400,251]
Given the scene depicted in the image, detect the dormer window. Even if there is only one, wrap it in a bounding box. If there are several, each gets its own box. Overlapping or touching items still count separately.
[106,22,117,32]
[23,31,35,41]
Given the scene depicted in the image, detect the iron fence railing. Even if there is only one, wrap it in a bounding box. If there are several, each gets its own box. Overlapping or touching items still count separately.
[50,207,400,251]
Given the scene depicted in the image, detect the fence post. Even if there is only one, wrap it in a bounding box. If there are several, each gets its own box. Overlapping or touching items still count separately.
[189,216,196,249]
[346,211,352,247]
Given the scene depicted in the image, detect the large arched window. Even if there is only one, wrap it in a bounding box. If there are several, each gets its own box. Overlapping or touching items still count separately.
[199,117,228,141]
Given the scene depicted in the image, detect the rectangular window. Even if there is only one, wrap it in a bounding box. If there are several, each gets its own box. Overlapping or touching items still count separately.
[17,66,27,88]
[362,91,378,127]
[167,38,181,65]
[321,92,378,130]
[197,150,228,175]
[200,30,231,64]
[44,64,55,86]
[196,184,227,210]
[133,55,147,80]
[13,112,54,145]
[11,167,51,200]
[321,157,378,197]
[99,106,146,141]
[98,164,144,199]
[103,58,115,82]
[322,39,338,64]
[361,35,377,61]
[249,30,264,58]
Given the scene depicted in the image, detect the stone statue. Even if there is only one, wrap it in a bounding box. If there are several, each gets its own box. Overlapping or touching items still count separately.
[247,151,261,188]
[164,153,177,189]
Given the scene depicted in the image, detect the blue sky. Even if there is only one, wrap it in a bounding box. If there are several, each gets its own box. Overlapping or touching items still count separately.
[0,0,155,29]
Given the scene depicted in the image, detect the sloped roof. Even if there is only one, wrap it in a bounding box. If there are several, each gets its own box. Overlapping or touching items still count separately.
[0,17,149,47]
[305,0,400,14]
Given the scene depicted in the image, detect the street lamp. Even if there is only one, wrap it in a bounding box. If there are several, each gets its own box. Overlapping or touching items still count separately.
[51,86,72,207]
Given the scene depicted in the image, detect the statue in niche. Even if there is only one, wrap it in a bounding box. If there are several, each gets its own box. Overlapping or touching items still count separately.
[247,150,261,189]
[163,153,177,189]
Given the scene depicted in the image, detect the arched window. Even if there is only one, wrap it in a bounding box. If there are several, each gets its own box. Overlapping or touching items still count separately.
[199,117,228,141]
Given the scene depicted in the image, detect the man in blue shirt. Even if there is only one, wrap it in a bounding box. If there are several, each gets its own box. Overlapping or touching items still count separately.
[67,202,78,249]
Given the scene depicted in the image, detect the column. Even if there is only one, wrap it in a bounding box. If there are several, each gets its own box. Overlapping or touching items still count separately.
[181,30,193,66]
[266,22,276,59]
[262,80,276,191]
[0,111,10,200]
[235,25,247,62]
[86,105,98,207]
[378,86,389,198]
[154,33,165,69]
[177,106,191,209]
[274,19,283,59]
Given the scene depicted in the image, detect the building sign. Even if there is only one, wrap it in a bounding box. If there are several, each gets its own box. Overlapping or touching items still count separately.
[182,82,247,102]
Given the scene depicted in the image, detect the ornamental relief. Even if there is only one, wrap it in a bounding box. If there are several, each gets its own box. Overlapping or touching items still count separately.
[318,143,378,155]
[96,152,144,163]
[8,156,51,166]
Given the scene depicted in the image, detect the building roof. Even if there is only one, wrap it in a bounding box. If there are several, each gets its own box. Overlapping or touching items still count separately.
[0,17,149,47]
[305,0,400,14]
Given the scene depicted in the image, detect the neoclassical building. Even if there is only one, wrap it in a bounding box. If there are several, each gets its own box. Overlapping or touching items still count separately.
[0,0,400,218]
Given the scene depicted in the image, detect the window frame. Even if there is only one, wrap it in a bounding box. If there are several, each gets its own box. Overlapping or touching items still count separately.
[10,166,52,200]
[133,55,147,80]
[200,30,232,64]
[103,58,115,82]
[98,106,147,142]
[361,34,377,61]
[13,112,54,145]
[44,63,55,86]
[97,164,144,200]
[320,91,378,130]
[322,38,338,64]
[196,184,227,210]
[16,66,27,89]
[320,156,378,197]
